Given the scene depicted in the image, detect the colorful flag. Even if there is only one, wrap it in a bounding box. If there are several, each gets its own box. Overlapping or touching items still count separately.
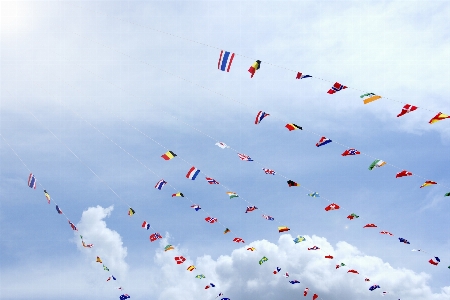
[187,265,196,271]
[361,93,382,104]
[56,205,63,214]
[186,166,200,180]
[262,214,274,221]
[227,192,238,198]
[224,228,230,234]
[347,213,359,220]
[107,277,111,282]
[155,179,167,190]
[205,217,217,223]
[304,288,309,296]
[364,223,377,228]
[233,237,245,243]
[103,265,109,271]
[273,267,281,275]
[164,245,175,252]
[68,220,78,231]
[128,208,135,216]
[28,173,36,189]
[215,142,229,149]
[287,180,299,187]
[293,235,305,243]
[429,258,439,266]
[420,180,437,188]
[206,177,219,184]
[141,221,151,230]
[96,256,102,263]
[327,82,347,94]
[324,203,340,211]
[342,148,360,156]
[278,226,290,233]
[44,190,51,204]
[248,60,261,78]
[255,111,270,124]
[296,72,312,79]
[191,204,201,211]
[120,294,131,300]
[396,170,412,178]
[369,159,386,170]
[172,192,184,197]
[195,274,206,279]
[262,168,276,175]
[218,50,235,72]
[245,206,258,213]
[308,246,320,250]
[237,153,253,161]
[429,112,450,124]
[259,256,268,265]
[174,256,186,264]
[307,192,320,197]
[285,123,302,131]
[316,136,332,147]
[380,231,393,236]
[247,247,256,251]
[161,150,177,160]
[150,232,162,242]
[397,104,418,117]
[398,237,410,244]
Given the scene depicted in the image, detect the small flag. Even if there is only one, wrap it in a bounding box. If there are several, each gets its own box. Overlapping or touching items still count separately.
[429,258,439,266]
[429,112,450,124]
[172,192,184,197]
[262,168,276,175]
[174,256,186,264]
[398,237,410,244]
[247,247,256,251]
[233,237,245,243]
[237,153,253,161]
[316,136,332,147]
[218,50,235,72]
[103,265,109,271]
[191,204,201,211]
[68,220,78,231]
[186,166,201,180]
[155,179,167,190]
[313,294,319,300]
[273,267,281,274]
[187,265,196,271]
[278,226,290,233]
[296,72,312,79]
[56,205,63,214]
[227,192,238,199]
[255,111,270,124]
[445,192,450,197]
[380,231,393,236]
[289,280,300,284]
[28,173,36,189]
[195,274,206,279]
[96,256,102,263]
[325,203,340,211]
[164,245,175,252]
[161,150,177,160]
[262,214,274,221]
[245,206,258,213]
[205,217,217,223]
[248,60,261,78]
[361,93,382,104]
[112,275,116,280]
[396,170,412,178]
[365,278,370,282]
[285,123,302,131]
[397,104,418,117]
[128,208,135,216]
[141,221,151,230]
[364,223,377,228]
[368,159,386,170]
[308,246,320,250]
[303,287,309,296]
[347,269,359,274]
[44,190,51,204]
[287,180,299,187]
[420,180,437,188]
[307,192,320,197]
[342,148,360,156]
[150,232,162,242]
[369,285,380,291]
[347,213,359,220]
[224,228,230,234]
[293,235,306,243]
[107,277,111,282]
[327,82,347,94]
[325,255,334,259]
[259,256,268,265]
[215,142,229,149]
[206,177,219,184]
[119,294,131,300]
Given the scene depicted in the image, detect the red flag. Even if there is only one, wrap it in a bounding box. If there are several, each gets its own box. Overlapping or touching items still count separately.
[327,82,347,94]
[232,237,245,243]
[303,287,309,296]
[324,255,333,259]
[429,259,439,266]
[397,104,418,117]
[347,269,359,274]
[325,203,340,211]
[312,294,319,300]
[380,231,393,236]
[174,256,186,264]
[364,223,377,228]
[396,170,412,178]
[342,148,360,156]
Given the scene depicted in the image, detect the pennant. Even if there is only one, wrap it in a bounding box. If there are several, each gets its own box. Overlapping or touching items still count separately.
[308,246,320,250]
[420,180,437,188]
[396,170,412,178]
[363,223,377,228]
[380,231,393,236]
[398,237,410,244]
[172,192,184,197]
[141,221,151,230]
[262,214,274,221]
[55,205,63,214]
[287,180,299,187]
[227,192,238,199]
[237,153,253,161]
[96,256,102,263]
[195,274,206,279]
[205,217,217,223]
[245,206,258,213]
[103,265,109,271]
[258,256,268,265]
[369,285,381,291]
[119,295,130,300]
[186,166,201,180]
[316,136,332,147]
[149,232,162,242]
[296,72,312,79]
[325,255,334,259]
[161,150,177,160]
[215,142,229,149]
[429,258,439,266]
[285,123,302,131]
[44,190,51,204]
[248,60,261,78]
[429,112,450,124]
[247,247,256,251]
[218,50,235,72]
[155,179,167,190]
[289,280,300,284]
[365,278,370,282]
[255,111,270,124]
[361,93,382,104]
[224,228,230,234]
[327,82,347,94]
[397,104,418,117]
[342,148,360,156]
[233,237,245,243]
[313,294,319,300]
[206,177,219,184]
[303,287,309,296]
[262,168,276,175]
[164,245,175,252]
[307,192,320,197]
[346,213,359,220]
[369,159,386,170]
[128,208,135,216]
[293,235,306,243]
[174,256,186,264]
[445,192,450,197]
[325,203,340,211]
[273,267,281,274]
[347,269,359,274]
[187,265,196,271]
[278,226,290,233]
[27,173,36,189]
[68,220,78,231]
[191,204,201,211]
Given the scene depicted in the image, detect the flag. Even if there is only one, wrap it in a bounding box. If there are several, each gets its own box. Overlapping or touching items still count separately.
[205,217,217,223]
[308,246,320,250]
[155,179,167,190]
[272,267,280,275]
[224,228,230,234]
[380,231,393,236]
[293,235,306,243]
[164,245,175,252]
[285,123,302,131]
[307,192,320,197]
[259,256,268,265]
[56,205,63,214]
[278,226,290,233]
[420,180,437,188]
[445,192,450,197]
[325,255,334,259]
[172,192,184,197]
[313,294,319,300]
[327,82,347,94]
[227,192,238,198]
[195,274,206,279]
[186,166,200,180]
[141,221,151,230]
[68,220,78,231]
[206,177,219,184]
[262,214,274,221]
[96,256,102,263]
[44,190,51,203]
[218,50,235,72]
[429,112,450,124]
[248,60,261,78]
[429,258,439,266]
[361,93,382,104]
[150,232,162,242]
[82,241,93,248]
[103,265,109,271]
[347,269,359,274]
[107,277,111,282]
[347,213,359,220]
[303,287,309,296]
[368,159,386,170]
[174,256,186,264]
[369,285,380,291]
[247,247,256,251]
[161,150,177,160]
[245,206,258,213]
[187,265,196,271]
[28,173,36,189]
[365,278,370,282]
[237,153,253,161]
[262,168,276,175]
[289,280,300,284]
[398,237,410,244]
[119,294,130,300]
[128,208,135,216]
[316,136,332,147]
[342,148,360,156]
[255,111,270,124]
[215,142,229,149]
[233,237,245,243]
[112,275,116,280]
[396,170,412,178]
[296,72,312,79]
[397,104,418,117]
[325,203,340,211]
[191,204,201,211]
[287,180,299,187]
[364,223,377,228]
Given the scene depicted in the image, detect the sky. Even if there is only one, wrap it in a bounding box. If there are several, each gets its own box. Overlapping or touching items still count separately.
[1,1,450,299]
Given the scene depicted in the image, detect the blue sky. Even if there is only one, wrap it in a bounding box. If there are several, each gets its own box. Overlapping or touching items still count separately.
[1,1,450,299]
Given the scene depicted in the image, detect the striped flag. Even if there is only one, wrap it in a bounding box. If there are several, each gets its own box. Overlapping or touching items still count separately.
[245,206,258,213]
[248,60,261,78]
[368,159,386,170]
[44,190,51,203]
[262,168,276,175]
[206,177,219,184]
[262,214,274,220]
[161,150,177,160]
[155,179,167,190]
[296,72,312,79]
[255,111,270,124]
[327,82,347,94]
[218,50,235,72]
[56,205,63,214]
[429,112,450,124]
[172,192,184,197]
[205,217,217,223]
[28,173,36,189]
[191,204,201,211]
[215,142,229,149]
[361,93,382,104]
[420,180,437,188]
[285,123,302,131]
[237,153,253,161]
[227,192,238,199]
[186,167,200,180]
[142,221,151,230]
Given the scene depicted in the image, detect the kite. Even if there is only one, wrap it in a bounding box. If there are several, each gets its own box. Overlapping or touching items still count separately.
[103,265,109,271]
[368,159,386,170]
[245,206,258,213]
[293,236,306,243]
[296,72,312,79]
[255,111,270,124]
[380,231,393,236]
[308,246,320,250]
[218,50,235,72]
[227,192,238,199]
[187,265,196,271]
[304,287,309,296]
[364,224,377,228]
[325,255,334,259]
[141,221,151,230]
[215,142,229,149]
[237,153,253,161]
[119,294,130,300]
[325,203,340,211]
[68,220,78,231]
[285,123,302,131]
[161,150,177,160]
[316,137,332,147]
[313,294,319,300]
[233,237,245,243]
[262,168,276,175]
[289,280,300,284]
[396,170,412,178]
[361,93,382,104]
[369,285,380,291]
[172,192,184,197]
[398,237,410,244]
[164,245,175,252]
[127,208,135,216]
[186,166,200,180]
[28,173,36,189]
[327,82,347,94]
[155,179,167,190]
[287,180,299,187]
[205,217,218,224]
[308,192,320,197]
[262,215,274,221]
[96,256,103,263]
[44,190,51,204]
[224,228,230,234]
[445,192,450,197]
[347,213,359,220]
[342,149,360,156]
[174,256,186,265]
[195,274,206,279]
[347,269,359,274]
[191,204,201,211]
[56,205,63,214]
[259,256,268,265]
[247,247,256,251]
[206,177,219,184]
[429,112,450,124]
[150,232,162,242]
[397,104,418,117]
[248,60,261,78]
[273,267,281,274]
[278,226,290,233]
[420,181,437,188]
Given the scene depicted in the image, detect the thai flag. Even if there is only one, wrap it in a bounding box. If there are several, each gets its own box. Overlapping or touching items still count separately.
[206,177,219,184]
[316,136,332,147]
[155,179,166,190]
[237,153,253,161]
[191,204,201,211]
[262,168,276,175]
[255,111,270,124]
[218,50,235,72]
[186,167,200,180]
[28,173,36,189]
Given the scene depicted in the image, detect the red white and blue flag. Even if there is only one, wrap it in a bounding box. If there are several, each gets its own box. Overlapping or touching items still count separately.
[186,167,200,180]
[245,206,258,213]
[237,153,253,161]
[191,204,201,211]
[255,111,270,124]
[68,220,78,231]
[327,82,347,94]
[56,205,63,214]
[316,136,332,147]
[218,50,235,72]
[342,148,360,156]
[155,179,167,190]
[308,246,320,250]
[262,168,276,175]
[206,177,219,184]
[205,217,217,223]
[296,72,312,79]
[141,221,151,230]
[150,233,162,242]
[28,173,36,189]
[262,214,274,220]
